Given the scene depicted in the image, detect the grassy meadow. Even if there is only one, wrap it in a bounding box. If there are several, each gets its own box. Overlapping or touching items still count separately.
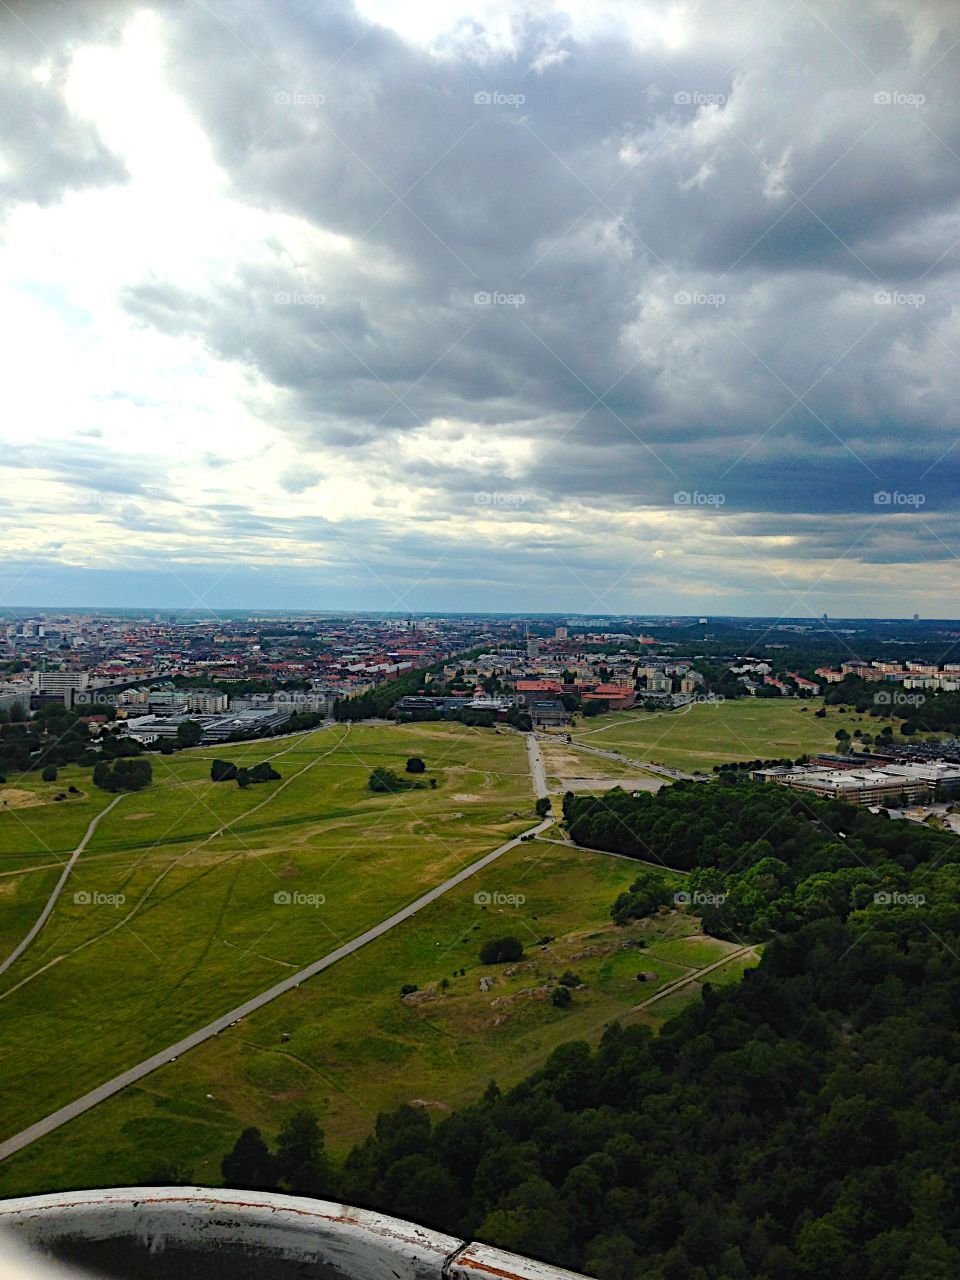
[0,723,534,1144]
[568,696,901,772]
[0,835,755,1197]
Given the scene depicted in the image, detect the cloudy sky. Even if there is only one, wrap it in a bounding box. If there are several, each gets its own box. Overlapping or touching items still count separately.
[2,0,959,616]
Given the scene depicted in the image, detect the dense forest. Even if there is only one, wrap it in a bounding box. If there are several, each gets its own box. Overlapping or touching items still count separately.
[219,782,960,1277]
[564,781,955,937]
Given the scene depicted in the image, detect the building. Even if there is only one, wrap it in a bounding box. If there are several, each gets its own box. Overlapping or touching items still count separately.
[585,684,636,711]
[529,699,570,727]
[756,759,960,806]
[31,670,89,706]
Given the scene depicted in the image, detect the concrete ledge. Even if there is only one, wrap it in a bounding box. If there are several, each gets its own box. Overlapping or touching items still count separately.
[449,1241,590,1279]
[0,1187,590,1280]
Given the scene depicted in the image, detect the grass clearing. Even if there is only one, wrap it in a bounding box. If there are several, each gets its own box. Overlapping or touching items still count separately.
[570,697,901,771]
[0,837,757,1198]
[0,723,534,1141]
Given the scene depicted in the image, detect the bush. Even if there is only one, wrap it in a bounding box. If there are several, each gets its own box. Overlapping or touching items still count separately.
[405,756,426,773]
[610,871,673,926]
[559,970,581,987]
[41,765,58,782]
[551,985,572,1008]
[535,796,551,817]
[211,759,238,782]
[369,767,423,793]
[94,758,152,793]
[479,936,524,965]
[400,983,418,996]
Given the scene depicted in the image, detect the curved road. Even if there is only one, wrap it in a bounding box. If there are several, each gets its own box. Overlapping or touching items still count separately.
[0,795,125,980]
[0,815,555,1163]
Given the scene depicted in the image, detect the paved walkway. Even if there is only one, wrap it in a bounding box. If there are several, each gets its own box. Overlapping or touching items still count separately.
[0,815,553,1161]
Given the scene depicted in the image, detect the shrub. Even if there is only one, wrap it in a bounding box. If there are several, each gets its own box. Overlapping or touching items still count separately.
[405,757,426,774]
[211,759,238,782]
[479,936,524,965]
[551,985,572,1008]
[41,765,58,782]
[369,767,422,793]
[400,983,418,996]
[94,758,152,793]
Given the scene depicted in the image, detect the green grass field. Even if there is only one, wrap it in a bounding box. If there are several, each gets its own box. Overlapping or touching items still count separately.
[0,835,754,1197]
[0,723,536,1146]
[569,697,901,771]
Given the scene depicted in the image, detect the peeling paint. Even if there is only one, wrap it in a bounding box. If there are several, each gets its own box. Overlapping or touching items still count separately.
[0,1188,590,1280]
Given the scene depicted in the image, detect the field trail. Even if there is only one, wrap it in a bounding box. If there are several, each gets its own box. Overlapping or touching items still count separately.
[0,727,350,1001]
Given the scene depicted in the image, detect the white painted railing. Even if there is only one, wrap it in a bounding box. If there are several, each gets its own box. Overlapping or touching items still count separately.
[0,1187,590,1279]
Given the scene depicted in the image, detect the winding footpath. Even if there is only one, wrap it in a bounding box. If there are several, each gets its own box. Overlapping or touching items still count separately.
[0,795,125,980]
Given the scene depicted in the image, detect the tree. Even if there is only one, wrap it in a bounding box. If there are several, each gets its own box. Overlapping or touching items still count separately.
[551,985,572,1008]
[94,758,152,793]
[405,756,426,773]
[176,719,204,748]
[535,796,551,817]
[276,1109,335,1197]
[221,1127,277,1190]
[210,758,238,782]
[611,871,672,925]
[41,765,58,782]
[479,936,524,965]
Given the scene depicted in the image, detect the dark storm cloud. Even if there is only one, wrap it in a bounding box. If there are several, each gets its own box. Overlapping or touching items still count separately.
[121,0,960,541]
[6,0,960,605]
[0,1,130,210]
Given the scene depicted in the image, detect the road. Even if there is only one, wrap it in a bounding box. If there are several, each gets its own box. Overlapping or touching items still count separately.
[0,795,126,980]
[631,944,757,1013]
[0,814,556,1163]
[526,733,548,798]
[551,736,698,782]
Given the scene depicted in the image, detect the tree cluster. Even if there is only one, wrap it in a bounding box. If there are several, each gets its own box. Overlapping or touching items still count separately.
[93,757,152,792]
[368,766,426,793]
[221,1110,335,1198]
[565,781,956,939]
[210,759,281,786]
